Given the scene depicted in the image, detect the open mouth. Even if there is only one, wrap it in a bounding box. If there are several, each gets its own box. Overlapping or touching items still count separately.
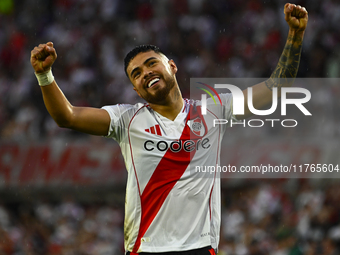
[147,78,160,88]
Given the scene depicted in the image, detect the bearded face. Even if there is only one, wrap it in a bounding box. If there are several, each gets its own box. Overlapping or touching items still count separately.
[139,71,176,104]
[126,51,178,105]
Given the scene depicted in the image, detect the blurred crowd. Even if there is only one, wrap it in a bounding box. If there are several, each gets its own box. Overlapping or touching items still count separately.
[0,196,124,255]
[0,0,340,141]
[220,180,340,255]
[1,180,340,254]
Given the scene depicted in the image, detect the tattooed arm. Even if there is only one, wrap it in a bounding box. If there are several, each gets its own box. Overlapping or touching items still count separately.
[236,3,308,120]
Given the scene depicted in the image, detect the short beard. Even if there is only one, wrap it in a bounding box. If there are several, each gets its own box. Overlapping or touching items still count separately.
[142,74,176,104]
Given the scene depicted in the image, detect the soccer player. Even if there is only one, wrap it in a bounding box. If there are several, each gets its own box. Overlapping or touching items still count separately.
[30,3,308,255]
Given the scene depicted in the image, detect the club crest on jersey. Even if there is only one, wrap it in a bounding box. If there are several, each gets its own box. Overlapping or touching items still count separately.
[187,117,205,137]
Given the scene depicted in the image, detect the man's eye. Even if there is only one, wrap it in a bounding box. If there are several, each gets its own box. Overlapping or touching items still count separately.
[134,73,140,79]
[149,61,156,66]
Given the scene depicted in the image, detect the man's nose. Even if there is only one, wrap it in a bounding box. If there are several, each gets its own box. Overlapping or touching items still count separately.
[143,69,153,79]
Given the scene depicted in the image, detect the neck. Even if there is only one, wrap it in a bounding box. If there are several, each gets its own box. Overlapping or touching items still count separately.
[149,86,183,121]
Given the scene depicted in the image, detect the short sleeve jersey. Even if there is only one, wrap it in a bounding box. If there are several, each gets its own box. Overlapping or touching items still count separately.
[102,93,235,253]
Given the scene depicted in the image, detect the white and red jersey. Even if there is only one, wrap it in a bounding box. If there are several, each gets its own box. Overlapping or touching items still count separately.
[102,94,235,253]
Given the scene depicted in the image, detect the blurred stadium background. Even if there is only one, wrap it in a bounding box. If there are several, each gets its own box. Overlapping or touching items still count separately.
[1,0,340,254]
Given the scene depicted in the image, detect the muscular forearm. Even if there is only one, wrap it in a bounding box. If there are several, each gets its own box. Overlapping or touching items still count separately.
[41,80,75,128]
[265,29,304,92]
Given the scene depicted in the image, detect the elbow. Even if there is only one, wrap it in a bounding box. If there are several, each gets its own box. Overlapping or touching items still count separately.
[54,116,73,129]
[52,108,75,129]
[55,120,71,128]
[50,106,78,129]
[56,121,69,128]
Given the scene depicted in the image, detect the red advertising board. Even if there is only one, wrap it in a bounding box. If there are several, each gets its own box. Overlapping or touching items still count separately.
[0,140,126,187]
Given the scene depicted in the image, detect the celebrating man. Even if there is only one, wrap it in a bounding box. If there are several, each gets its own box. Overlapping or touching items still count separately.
[30,3,308,255]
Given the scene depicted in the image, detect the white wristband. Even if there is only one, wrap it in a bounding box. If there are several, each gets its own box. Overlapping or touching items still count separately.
[35,69,54,86]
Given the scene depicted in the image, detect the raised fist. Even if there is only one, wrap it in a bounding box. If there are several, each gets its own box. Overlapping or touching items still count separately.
[284,3,308,32]
[30,42,57,73]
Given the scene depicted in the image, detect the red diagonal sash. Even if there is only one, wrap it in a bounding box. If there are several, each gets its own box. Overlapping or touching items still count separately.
[131,105,205,253]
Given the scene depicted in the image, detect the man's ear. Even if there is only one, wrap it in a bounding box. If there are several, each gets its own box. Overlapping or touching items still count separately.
[168,59,178,75]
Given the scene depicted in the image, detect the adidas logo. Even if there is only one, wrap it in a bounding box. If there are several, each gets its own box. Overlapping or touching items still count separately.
[145,124,162,136]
